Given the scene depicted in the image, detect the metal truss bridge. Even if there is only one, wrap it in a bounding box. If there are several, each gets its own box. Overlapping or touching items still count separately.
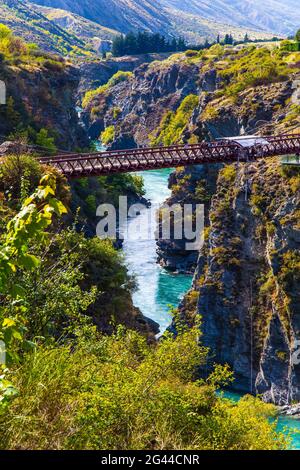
[38,134,300,178]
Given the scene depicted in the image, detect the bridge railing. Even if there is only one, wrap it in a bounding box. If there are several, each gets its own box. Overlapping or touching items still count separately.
[34,133,300,178]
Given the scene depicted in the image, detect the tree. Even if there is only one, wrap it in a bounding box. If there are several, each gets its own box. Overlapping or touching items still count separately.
[177,37,186,51]
[5,96,20,129]
[223,34,234,45]
[296,29,300,42]
[35,128,57,154]
[204,38,210,48]
[112,31,186,57]
[112,34,125,57]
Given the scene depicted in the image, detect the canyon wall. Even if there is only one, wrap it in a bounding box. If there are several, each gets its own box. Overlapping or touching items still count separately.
[83,46,300,403]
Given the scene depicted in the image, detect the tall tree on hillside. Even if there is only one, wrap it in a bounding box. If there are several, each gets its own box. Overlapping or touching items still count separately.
[112,31,186,57]
[112,34,125,56]
[177,37,186,51]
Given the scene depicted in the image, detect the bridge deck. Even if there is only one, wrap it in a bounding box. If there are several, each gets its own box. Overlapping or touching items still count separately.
[38,134,300,178]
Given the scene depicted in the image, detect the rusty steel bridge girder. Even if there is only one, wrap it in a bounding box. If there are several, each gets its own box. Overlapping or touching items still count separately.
[38,134,300,179]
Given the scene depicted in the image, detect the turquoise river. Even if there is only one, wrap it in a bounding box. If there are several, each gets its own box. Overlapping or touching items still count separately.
[121,168,300,450]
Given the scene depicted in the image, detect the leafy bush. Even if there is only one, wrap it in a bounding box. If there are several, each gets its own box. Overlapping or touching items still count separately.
[0,174,67,403]
[0,155,69,207]
[0,24,12,40]
[0,326,287,450]
[101,125,115,145]
[220,165,237,183]
[151,95,199,146]
[35,128,57,154]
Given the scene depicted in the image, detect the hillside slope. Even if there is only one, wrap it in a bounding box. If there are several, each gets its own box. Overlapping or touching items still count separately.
[162,0,300,36]
[32,0,171,35]
[0,0,117,55]
[32,0,277,43]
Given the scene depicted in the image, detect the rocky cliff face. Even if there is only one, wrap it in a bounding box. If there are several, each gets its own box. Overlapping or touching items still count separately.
[83,53,203,144]
[188,159,299,405]
[0,56,88,149]
[78,53,172,100]
[84,45,300,146]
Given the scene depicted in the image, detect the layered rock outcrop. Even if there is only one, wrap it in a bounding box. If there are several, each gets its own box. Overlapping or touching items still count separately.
[0,57,88,149]
[83,54,202,145]
[191,159,300,404]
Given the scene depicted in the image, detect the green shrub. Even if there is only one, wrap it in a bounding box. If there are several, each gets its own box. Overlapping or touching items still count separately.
[220,165,237,183]
[36,128,57,154]
[0,326,287,450]
[217,46,298,98]
[151,95,199,146]
[101,125,115,145]
[85,194,97,215]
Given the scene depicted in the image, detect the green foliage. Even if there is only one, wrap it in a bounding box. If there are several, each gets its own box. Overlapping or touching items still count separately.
[35,128,57,154]
[14,228,98,341]
[101,125,115,145]
[0,22,71,67]
[0,326,287,450]
[0,33,27,57]
[82,71,133,108]
[278,251,300,294]
[0,174,67,402]
[85,194,97,215]
[102,173,145,199]
[4,97,20,129]
[112,32,186,57]
[112,107,121,119]
[220,165,237,183]
[0,155,69,208]
[250,182,268,215]
[217,46,298,98]
[151,95,199,146]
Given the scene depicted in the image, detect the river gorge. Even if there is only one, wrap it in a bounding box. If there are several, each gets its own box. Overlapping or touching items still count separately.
[122,167,300,450]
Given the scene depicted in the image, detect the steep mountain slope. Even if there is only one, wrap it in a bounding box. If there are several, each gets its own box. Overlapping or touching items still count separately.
[0,0,276,54]
[34,5,118,53]
[162,0,300,36]
[169,9,274,45]
[32,0,277,43]
[0,0,117,55]
[32,0,171,36]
